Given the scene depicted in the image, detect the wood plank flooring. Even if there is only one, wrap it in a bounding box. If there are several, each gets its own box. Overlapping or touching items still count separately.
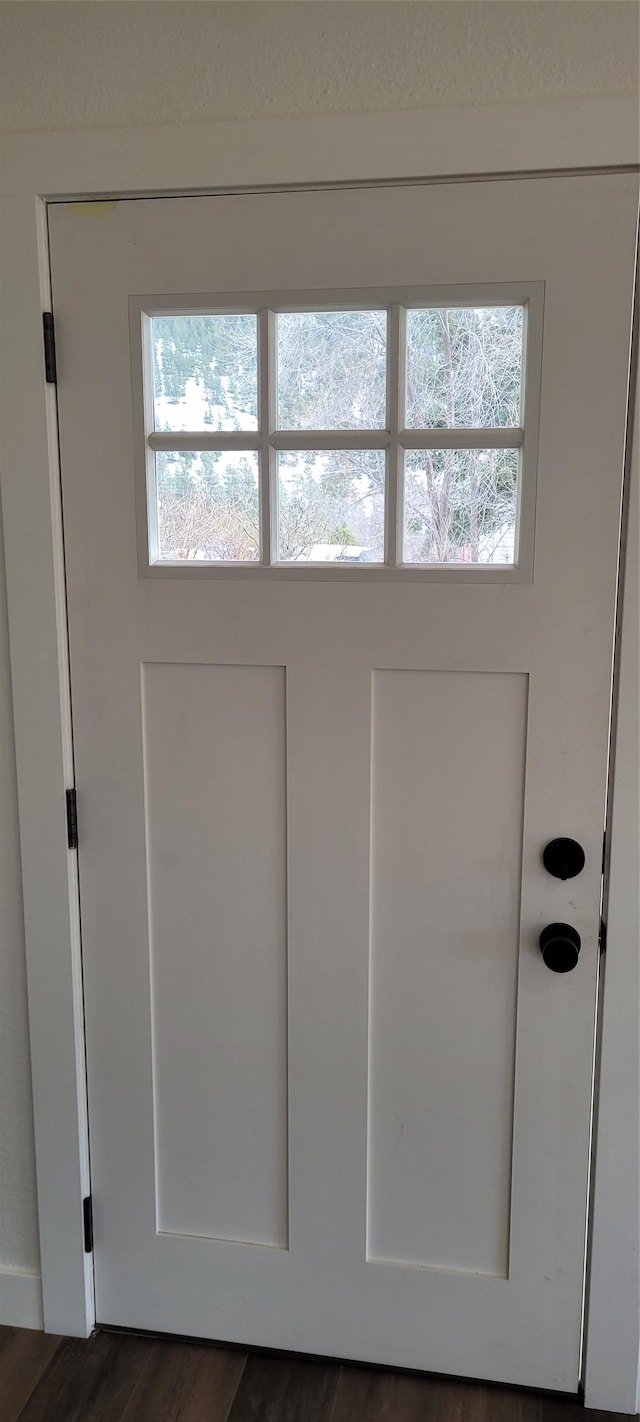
[0,1327,637,1422]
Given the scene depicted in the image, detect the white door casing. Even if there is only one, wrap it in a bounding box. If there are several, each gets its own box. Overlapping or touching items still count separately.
[47,174,637,1392]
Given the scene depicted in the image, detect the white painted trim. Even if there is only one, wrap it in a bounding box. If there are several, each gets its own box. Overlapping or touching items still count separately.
[0,193,94,1339]
[0,103,637,1392]
[0,1270,44,1330]
[584,328,639,1416]
[0,97,637,200]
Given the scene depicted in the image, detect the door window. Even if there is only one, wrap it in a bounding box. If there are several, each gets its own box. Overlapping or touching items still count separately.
[134,286,540,574]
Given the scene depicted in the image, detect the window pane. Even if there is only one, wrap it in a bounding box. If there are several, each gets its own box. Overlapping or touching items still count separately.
[277,311,387,430]
[405,307,523,429]
[155,450,260,562]
[152,315,258,432]
[403,448,519,565]
[277,450,385,562]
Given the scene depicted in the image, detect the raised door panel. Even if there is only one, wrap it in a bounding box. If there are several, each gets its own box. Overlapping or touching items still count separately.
[142,662,288,1248]
[368,670,528,1276]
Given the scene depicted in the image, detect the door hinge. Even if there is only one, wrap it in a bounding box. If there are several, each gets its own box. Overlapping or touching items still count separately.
[43,312,57,385]
[66,788,78,850]
[599,918,607,955]
[83,1195,93,1254]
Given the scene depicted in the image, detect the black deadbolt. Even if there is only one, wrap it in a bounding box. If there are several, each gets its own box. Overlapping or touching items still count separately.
[539,922,581,974]
[542,838,585,880]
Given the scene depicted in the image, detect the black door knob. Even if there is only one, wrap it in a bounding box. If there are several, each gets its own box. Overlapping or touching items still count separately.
[539,922,581,973]
[542,838,585,880]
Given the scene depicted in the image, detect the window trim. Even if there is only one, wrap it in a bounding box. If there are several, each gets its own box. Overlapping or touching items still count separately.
[130,281,543,582]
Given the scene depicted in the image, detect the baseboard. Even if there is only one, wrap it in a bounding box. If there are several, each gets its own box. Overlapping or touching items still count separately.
[0,1269,44,1329]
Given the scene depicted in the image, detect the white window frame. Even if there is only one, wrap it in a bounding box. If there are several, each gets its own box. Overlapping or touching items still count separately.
[0,99,637,1412]
[132,284,542,581]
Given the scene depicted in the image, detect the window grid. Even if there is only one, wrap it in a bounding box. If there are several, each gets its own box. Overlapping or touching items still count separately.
[141,290,534,573]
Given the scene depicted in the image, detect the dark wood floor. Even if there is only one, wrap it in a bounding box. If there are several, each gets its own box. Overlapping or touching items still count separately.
[1,1326,637,1422]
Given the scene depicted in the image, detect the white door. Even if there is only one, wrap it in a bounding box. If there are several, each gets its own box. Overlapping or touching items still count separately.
[48,175,637,1393]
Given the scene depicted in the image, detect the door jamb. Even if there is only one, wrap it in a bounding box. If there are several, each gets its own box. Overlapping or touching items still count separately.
[583,294,639,1415]
[0,98,637,1407]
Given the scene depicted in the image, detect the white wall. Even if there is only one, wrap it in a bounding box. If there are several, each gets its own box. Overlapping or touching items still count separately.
[0,1,638,133]
[0,499,40,1285]
[0,0,637,1323]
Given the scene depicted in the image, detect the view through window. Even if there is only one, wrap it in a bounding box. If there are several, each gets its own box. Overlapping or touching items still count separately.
[147,299,525,567]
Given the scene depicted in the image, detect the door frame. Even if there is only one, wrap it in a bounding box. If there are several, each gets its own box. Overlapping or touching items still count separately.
[0,98,637,1411]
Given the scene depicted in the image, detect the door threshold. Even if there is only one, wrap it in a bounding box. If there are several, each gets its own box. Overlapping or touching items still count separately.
[96,1323,581,1404]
